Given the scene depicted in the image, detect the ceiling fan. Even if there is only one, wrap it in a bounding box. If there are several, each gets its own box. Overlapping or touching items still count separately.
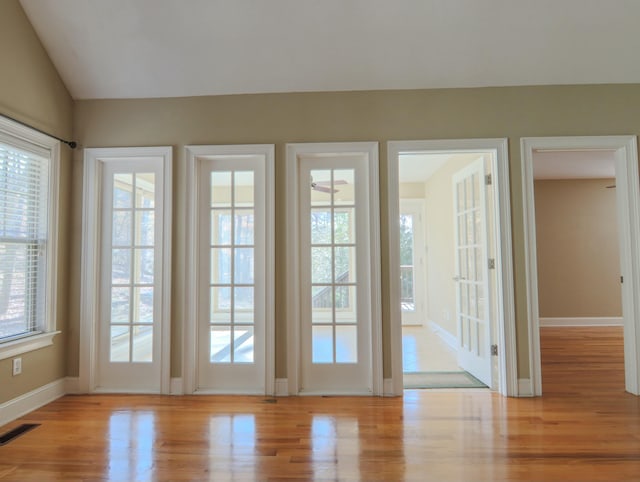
[310,176,347,193]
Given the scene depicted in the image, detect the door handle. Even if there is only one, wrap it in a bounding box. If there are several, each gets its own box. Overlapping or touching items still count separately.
[452,276,466,282]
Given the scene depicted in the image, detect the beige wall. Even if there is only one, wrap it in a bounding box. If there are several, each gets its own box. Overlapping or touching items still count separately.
[534,179,622,318]
[71,84,640,382]
[399,182,426,199]
[0,0,73,404]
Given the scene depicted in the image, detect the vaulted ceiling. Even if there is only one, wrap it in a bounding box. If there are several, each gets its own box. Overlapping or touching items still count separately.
[19,0,640,100]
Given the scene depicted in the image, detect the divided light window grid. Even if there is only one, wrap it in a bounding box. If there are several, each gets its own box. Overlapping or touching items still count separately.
[309,168,358,364]
[0,143,49,341]
[209,170,256,364]
[109,172,156,363]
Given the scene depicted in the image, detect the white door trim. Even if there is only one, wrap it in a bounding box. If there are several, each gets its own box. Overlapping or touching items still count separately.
[521,135,640,396]
[286,141,382,395]
[184,144,275,395]
[387,139,517,396]
[80,146,173,394]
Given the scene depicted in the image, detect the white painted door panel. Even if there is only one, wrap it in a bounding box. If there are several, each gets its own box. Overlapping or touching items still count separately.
[98,162,164,392]
[196,157,267,393]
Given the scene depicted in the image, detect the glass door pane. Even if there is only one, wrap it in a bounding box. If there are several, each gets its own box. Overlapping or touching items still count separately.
[209,171,255,364]
[399,213,415,312]
[296,147,375,395]
[109,173,155,363]
[309,168,358,364]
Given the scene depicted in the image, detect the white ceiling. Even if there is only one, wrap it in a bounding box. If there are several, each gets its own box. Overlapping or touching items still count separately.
[398,153,452,183]
[19,0,640,100]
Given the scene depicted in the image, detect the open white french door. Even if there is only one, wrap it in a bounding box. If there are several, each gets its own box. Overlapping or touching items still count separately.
[186,145,274,394]
[97,159,169,392]
[288,142,381,395]
[452,157,492,385]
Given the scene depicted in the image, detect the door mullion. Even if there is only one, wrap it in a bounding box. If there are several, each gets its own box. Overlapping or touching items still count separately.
[128,174,136,363]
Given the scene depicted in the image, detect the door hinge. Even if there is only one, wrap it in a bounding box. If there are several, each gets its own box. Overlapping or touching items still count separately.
[488,258,495,270]
[491,344,498,356]
[485,174,492,185]
[621,276,624,283]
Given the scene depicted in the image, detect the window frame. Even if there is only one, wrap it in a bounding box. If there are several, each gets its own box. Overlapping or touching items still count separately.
[0,116,60,361]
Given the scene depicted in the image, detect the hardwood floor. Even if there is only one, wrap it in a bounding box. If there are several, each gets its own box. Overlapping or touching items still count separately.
[1,327,639,481]
[540,325,626,395]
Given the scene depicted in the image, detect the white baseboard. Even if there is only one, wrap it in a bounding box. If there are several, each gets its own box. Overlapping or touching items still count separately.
[383,378,397,397]
[170,378,183,395]
[427,320,457,351]
[540,317,623,327]
[64,377,81,394]
[0,378,66,427]
[275,378,289,396]
[518,378,534,397]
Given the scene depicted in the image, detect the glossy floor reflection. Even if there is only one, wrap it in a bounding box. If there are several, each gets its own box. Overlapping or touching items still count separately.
[108,411,155,481]
[2,385,640,481]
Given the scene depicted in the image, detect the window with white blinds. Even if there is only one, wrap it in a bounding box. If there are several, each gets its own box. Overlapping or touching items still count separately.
[0,116,59,358]
[0,143,49,341]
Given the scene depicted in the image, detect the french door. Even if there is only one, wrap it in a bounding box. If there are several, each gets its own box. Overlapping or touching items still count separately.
[452,157,492,385]
[97,159,169,392]
[189,146,273,394]
[292,143,381,395]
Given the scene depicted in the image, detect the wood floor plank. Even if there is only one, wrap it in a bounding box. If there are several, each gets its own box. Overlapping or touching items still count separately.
[0,327,638,481]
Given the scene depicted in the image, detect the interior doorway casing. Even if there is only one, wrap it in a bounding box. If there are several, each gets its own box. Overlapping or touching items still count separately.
[80,146,173,394]
[286,142,382,395]
[387,139,517,397]
[521,136,640,396]
[183,144,275,395]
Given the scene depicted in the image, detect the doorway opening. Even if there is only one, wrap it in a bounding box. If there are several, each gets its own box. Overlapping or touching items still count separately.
[532,150,624,395]
[521,136,640,396]
[388,139,516,396]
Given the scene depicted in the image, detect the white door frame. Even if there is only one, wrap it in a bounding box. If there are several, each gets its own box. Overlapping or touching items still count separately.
[184,144,275,395]
[388,139,517,397]
[286,141,382,395]
[79,146,173,394]
[521,135,640,396]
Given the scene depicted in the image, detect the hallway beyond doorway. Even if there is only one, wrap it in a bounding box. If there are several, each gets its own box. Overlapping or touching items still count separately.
[401,324,488,389]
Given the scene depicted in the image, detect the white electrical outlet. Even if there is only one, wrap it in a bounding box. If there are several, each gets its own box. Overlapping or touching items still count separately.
[12,357,22,376]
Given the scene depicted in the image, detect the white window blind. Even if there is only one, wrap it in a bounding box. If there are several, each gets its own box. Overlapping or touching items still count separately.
[0,143,49,341]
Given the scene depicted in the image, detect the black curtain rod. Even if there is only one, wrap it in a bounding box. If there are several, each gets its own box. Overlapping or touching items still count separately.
[1,113,77,149]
